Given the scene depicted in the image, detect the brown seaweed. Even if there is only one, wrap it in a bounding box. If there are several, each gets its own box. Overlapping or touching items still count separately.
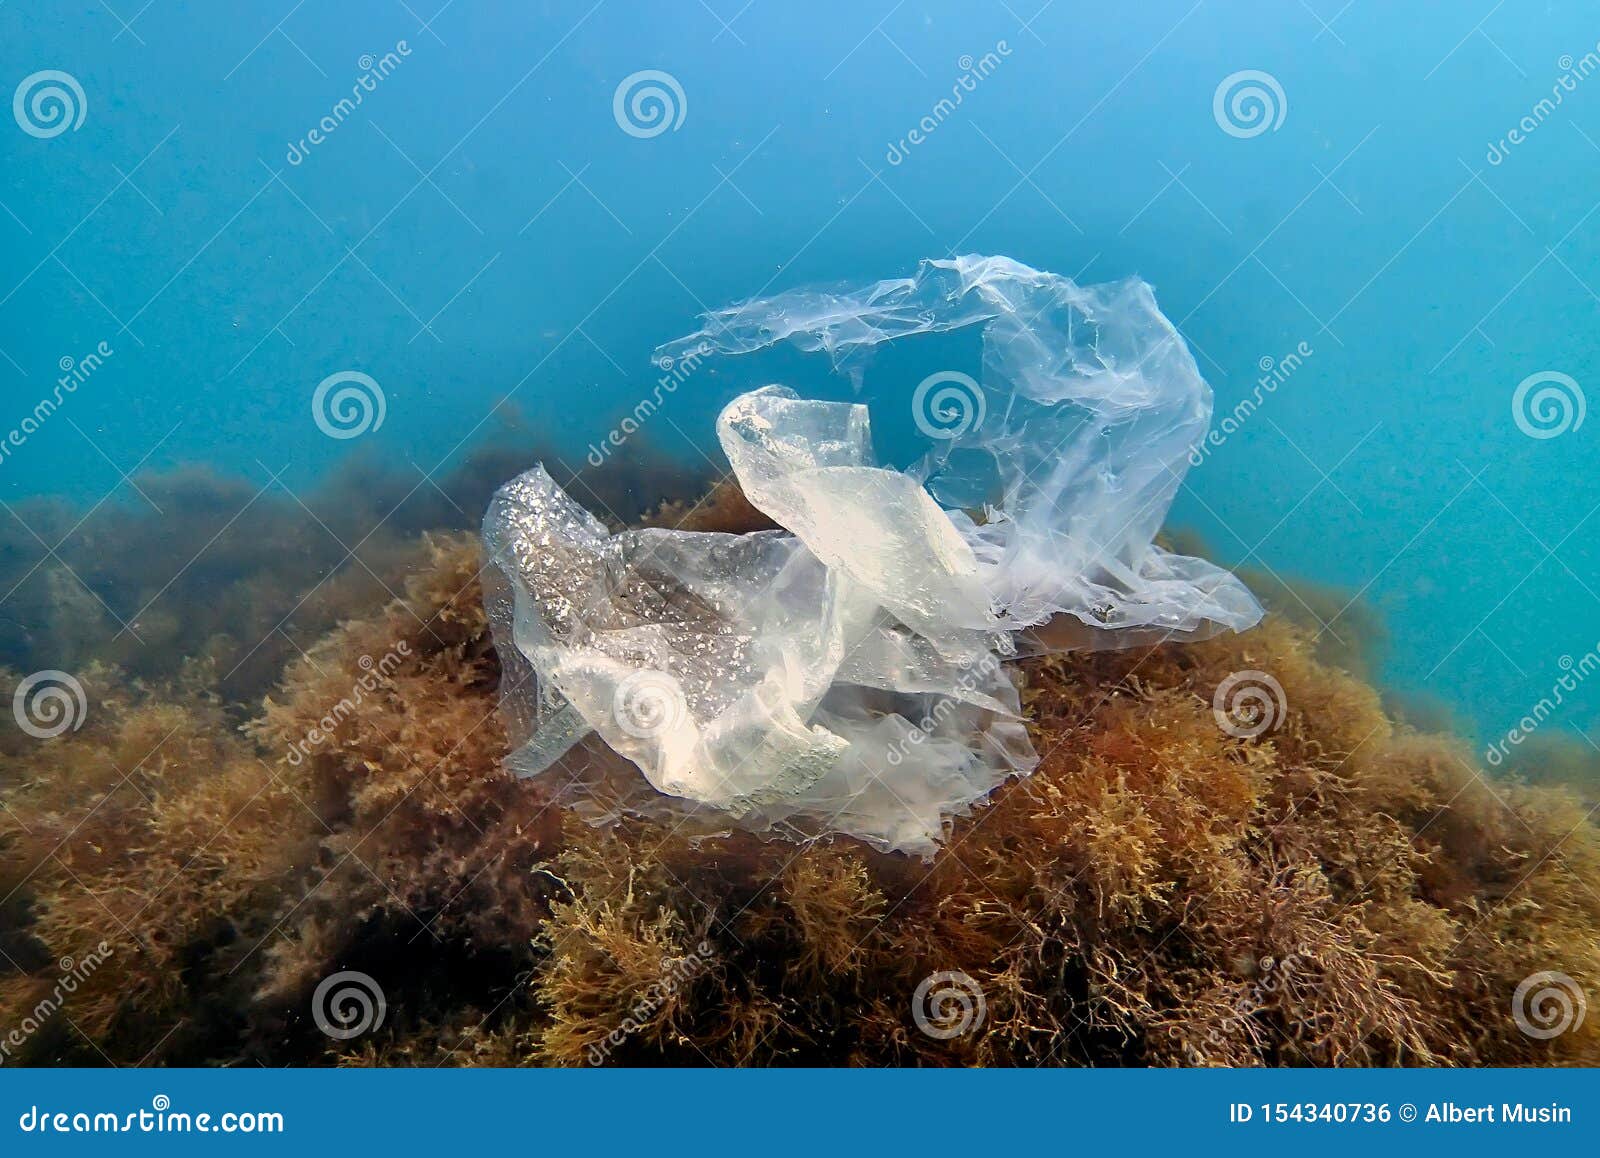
[2,471,1598,1068]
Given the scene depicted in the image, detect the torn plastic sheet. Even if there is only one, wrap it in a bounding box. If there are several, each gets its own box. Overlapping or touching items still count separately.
[483,255,1262,856]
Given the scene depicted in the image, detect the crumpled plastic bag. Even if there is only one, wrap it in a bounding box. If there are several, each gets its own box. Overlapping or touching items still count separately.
[483,255,1262,855]
[657,254,1263,649]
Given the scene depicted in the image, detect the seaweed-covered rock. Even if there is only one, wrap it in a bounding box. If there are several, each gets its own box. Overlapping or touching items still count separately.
[3,489,1598,1067]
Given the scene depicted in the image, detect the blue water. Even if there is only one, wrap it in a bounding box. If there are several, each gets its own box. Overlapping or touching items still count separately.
[3,0,1598,747]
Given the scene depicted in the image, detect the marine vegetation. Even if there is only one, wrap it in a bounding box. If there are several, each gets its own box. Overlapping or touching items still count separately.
[2,467,1598,1067]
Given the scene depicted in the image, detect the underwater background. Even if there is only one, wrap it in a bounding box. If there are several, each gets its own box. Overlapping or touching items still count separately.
[5,0,1600,1069]
[5,0,1599,750]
